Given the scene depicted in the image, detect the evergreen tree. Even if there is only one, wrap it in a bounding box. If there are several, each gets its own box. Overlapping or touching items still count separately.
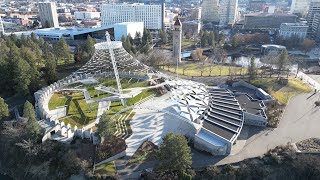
[201,31,209,47]
[97,112,115,139]
[134,31,141,46]
[82,35,95,58]
[6,44,31,95]
[248,56,257,81]
[23,101,40,138]
[208,31,215,46]
[20,46,40,93]
[159,29,168,44]
[54,38,72,64]
[127,33,134,45]
[45,52,58,84]
[158,132,192,174]
[0,97,9,121]
[74,45,82,63]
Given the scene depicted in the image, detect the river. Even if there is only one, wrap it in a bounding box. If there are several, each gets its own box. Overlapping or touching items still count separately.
[226,56,298,72]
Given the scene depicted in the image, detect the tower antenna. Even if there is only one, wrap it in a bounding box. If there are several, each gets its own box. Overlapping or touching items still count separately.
[105,31,126,106]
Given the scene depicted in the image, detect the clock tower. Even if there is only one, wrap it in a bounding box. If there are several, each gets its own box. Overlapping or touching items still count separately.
[173,17,182,64]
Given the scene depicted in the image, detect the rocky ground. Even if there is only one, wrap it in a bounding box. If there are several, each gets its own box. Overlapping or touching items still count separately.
[296,138,320,152]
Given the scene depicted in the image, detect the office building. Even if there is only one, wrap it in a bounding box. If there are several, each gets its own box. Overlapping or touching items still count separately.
[219,0,239,26]
[249,0,266,11]
[279,23,308,40]
[201,0,219,23]
[74,11,100,20]
[311,13,320,41]
[244,13,297,29]
[114,22,144,41]
[307,1,320,35]
[38,2,59,28]
[101,3,164,30]
[290,0,311,15]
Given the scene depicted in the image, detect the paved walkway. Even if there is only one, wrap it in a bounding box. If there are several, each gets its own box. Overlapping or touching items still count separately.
[192,91,320,167]
[125,93,195,157]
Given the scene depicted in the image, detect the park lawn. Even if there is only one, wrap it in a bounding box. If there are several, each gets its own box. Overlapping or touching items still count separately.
[251,78,312,104]
[95,161,116,176]
[48,93,69,110]
[182,40,194,47]
[49,92,98,127]
[99,78,149,89]
[160,63,248,76]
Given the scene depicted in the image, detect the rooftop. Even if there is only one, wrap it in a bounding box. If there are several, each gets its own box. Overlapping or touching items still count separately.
[245,13,297,17]
[235,94,266,117]
[201,88,244,142]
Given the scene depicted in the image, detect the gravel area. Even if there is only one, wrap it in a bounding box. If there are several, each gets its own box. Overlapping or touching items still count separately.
[296,138,320,152]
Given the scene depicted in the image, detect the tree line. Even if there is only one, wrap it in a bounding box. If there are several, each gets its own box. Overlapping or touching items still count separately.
[0,33,95,98]
[121,29,153,55]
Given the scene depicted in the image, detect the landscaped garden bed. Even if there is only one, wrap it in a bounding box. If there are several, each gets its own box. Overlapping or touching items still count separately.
[296,138,320,152]
[95,136,126,163]
[128,141,158,166]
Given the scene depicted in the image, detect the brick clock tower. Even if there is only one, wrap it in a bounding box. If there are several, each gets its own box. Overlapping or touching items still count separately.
[173,17,182,64]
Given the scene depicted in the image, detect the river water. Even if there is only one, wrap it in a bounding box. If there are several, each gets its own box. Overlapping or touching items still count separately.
[226,56,298,72]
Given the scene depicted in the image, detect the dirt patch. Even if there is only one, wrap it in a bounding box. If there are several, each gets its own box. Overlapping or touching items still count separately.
[296,138,320,152]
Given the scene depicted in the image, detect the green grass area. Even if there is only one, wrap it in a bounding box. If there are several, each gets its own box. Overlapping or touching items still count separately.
[49,92,98,127]
[160,63,247,76]
[251,78,312,104]
[99,78,149,89]
[95,161,116,176]
[182,40,194,47]
[48,93,69,110]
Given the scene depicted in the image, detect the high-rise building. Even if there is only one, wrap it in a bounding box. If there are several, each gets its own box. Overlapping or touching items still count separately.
[219,0,239,26]
[173,18,182,64]
[307,0,320,34]
[201,0,219,23]
[0,16,4,34]
[101,3,164,30]
[38,2,59,28]
[311,13,320,40]
[290,0,311,15]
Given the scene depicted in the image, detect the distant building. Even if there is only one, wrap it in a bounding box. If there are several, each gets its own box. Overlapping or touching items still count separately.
[101,3,164,30]
[173,18,182,63]
[182,20,201,35]
[114,22,144,41]
[279,23,308,40]
[249,0,266,11]
[201,0,219,23]
[307,1,320,35]
[38,2,59,28]
[312,13,320,41]
[261,44,286,55]
[290,0,311,15]
[244,13,297,29]
[219,0,239,26]
[74,11,100,20]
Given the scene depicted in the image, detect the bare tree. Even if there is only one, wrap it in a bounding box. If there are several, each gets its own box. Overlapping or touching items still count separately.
[301,38,315,55]
[198,63,206,76]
